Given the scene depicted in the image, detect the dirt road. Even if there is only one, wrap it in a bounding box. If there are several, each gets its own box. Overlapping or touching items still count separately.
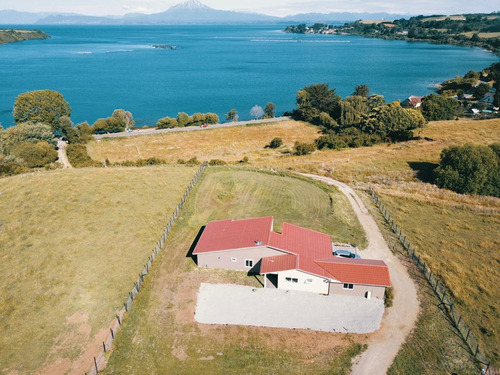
[299,174,419,375]
[57,139,72,169]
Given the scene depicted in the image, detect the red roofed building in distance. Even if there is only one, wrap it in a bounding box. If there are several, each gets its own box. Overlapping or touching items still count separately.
[192,217,391,299]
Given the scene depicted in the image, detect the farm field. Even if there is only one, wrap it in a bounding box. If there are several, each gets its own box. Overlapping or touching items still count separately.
[0,166,197,374]
[103,168,368,374]
[87,118,500,186]
[378,193,500,367]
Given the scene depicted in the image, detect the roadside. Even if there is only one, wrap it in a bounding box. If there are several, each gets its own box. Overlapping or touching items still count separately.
[57,138,72,169]
[298,174,419,375]
[93,116,292,139]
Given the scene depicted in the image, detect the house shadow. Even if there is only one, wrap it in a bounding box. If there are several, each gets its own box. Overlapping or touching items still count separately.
[408,161,439,183]
[186,225,205,265]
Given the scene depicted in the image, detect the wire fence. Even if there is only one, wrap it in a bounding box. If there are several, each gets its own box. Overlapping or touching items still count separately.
[85,162,207,375]
[368,187,494,375]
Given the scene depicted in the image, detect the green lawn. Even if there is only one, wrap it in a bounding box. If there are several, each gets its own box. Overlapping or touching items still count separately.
[103,168,367,374]
[0,166,197,374]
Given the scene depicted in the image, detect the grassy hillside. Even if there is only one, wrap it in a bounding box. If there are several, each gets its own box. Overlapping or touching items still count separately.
[379,193,500,367]
[0,166,197,374]
[103,168,367,374]
[0,29,49,44]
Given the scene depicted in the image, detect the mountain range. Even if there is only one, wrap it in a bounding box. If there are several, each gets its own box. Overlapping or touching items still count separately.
[0,0,411,25]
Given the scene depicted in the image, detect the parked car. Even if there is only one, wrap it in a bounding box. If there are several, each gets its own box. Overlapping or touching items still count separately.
[333,250,361,259]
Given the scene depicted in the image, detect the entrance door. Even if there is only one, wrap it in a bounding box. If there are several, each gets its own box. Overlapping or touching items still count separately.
[365,291,371,299]
[266,274,278,288]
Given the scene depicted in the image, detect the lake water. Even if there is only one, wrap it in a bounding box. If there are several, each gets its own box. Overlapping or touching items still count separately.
[0,25,497,127]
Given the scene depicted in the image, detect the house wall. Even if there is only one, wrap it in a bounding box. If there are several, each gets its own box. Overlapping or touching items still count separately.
[328,282,385,299]
[276,270,329,294]
[196,246,285,272]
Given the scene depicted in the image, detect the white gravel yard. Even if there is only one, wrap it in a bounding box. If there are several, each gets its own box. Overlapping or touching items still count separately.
[195,283,384,334]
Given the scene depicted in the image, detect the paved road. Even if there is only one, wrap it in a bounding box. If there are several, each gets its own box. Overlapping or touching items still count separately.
[298,174,420,375]
[93,117,292,139]
[57,139,72,169]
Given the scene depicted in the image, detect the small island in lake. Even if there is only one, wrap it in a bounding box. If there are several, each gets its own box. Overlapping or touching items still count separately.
[0,29,50,45]
[152,44,179,50]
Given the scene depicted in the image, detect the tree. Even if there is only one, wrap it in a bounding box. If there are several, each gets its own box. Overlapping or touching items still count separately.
[111,109,135,130]
[434,144,499,197]
[13,90,71,132]
[353,84,370,97]
[192,113,206,126]
[177,112,192,127]
[359,101,426,141]
[263,102,276,119]
[226,109,238,122]
[318,112,338,129]
[3,122,56,154]
[156,117,179,129]
[205,113,219,124]
[473,83,490,100]
[59,116,80,144]
[420,94,459,121]
[368,94,385,110]
[295,83,341,123]
[250,105,264,120]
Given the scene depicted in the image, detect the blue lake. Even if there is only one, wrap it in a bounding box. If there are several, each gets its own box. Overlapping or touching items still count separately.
[0,25,498,127]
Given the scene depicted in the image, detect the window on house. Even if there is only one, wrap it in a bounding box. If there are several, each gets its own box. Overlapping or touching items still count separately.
[230,257,237,263]
[343,283,354,290]
[245,259,253,268]
[305,279,313,284]
[286,277,298,283]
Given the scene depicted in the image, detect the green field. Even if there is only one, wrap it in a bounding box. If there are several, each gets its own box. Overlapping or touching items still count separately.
[378,193,500,367]
[103,168,367,374]
[0,166,197,374]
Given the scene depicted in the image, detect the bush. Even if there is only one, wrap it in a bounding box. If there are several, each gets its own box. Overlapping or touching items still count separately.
[208,159,226,166]
[293,141,316,156]
[12,141,58,168]
[434,143,499,197]
[420,94,459,121]
[239,156,249,164]
[66,144,101,168]
[186,157,200,165]
[384,287,394,308]
[157,117,179,129]
[268,137,283,149]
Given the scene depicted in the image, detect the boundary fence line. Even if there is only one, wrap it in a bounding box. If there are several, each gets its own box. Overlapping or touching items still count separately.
[368,188,493,374]
[85,162,207,375]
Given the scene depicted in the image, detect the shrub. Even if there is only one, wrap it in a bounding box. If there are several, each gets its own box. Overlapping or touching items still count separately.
[268,137,283,149]
[208,159,226,166]
[293,141,316,156]
[12,141,58,168]
[384,287,394,308]
[434,143,499,197]
[239,156,249,164]
[157,117,179,129]
[66,144,101,168]
[186,157,200,165]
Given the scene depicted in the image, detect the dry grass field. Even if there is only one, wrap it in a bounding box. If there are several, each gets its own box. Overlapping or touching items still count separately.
[87,120,321,164]
[103,168,368,374]
[88,118,500,187]
[0,166,197,374]
[378,193,500,367]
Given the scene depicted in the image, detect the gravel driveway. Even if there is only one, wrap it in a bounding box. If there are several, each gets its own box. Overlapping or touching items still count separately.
[195,283,384,334]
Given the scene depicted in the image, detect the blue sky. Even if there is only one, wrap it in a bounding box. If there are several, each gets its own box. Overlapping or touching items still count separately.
[2,0,498,16]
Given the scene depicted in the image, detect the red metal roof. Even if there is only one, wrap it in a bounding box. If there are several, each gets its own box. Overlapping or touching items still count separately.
[260,254,297,273]
[193,216,391,287]
[315,258,391,287]
[192,216,273,254]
